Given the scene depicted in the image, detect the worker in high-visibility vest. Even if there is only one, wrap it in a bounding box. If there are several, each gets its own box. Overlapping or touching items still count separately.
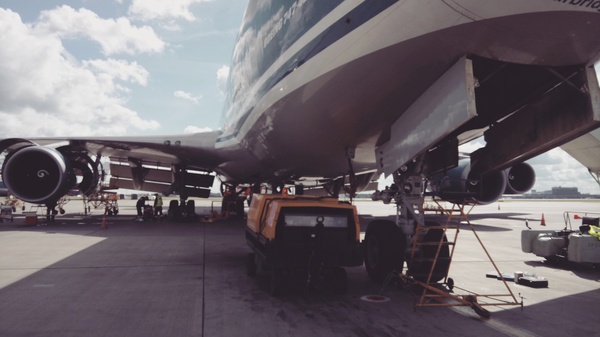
[154,193,163,217]
[589,225,600,240]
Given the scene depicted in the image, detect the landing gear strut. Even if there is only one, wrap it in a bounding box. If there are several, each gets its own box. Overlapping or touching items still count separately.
[366,164,523,317]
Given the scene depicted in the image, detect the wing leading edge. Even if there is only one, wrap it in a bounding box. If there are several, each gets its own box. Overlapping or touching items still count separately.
[0,131,223,203]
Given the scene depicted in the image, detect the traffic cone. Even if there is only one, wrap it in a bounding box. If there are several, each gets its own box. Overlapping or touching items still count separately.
[101,214,108,229]
[540,213,546,226]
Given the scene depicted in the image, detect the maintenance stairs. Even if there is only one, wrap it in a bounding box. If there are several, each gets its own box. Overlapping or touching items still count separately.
[402,198,523,318]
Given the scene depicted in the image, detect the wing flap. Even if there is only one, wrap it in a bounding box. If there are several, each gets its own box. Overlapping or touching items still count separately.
[108,177,171,194]
[110,163,172,182]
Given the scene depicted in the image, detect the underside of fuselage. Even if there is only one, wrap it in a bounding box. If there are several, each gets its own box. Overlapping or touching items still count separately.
[217,4,600,191]
[3,1,600,208]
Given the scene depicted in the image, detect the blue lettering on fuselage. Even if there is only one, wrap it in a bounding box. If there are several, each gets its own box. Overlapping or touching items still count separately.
[218,0,398,143]
[553,0,600,11]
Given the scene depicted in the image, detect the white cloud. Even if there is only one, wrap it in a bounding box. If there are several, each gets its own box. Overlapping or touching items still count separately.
[456,138,599,194]
[216,65,229,98]
[0,8,160,137]
[35,5,165,55]
[174,90,202,104]
[160,20,183,32]
[184,125,213,134]
[84,59,149,86]
[128,0,212,22]
[529,148,600,194]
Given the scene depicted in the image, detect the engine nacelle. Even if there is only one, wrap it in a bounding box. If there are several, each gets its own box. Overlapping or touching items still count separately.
[431,160,506,205]
[504,162,535,194]
[2,146,76,204]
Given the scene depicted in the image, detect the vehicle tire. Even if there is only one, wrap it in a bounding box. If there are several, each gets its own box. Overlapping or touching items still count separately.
[408,222,450,283]
[246,253,257,277]
[364,220,406,283]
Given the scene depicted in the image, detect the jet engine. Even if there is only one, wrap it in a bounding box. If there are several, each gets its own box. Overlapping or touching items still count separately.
[2,146,76,204]
[430,160,507,205]
[1,146,102,205]
[504,162,535,194]
[430,160,536,204]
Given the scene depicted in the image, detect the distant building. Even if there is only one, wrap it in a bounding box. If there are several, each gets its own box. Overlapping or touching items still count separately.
[551,186,580,197]
[523,186,595,199]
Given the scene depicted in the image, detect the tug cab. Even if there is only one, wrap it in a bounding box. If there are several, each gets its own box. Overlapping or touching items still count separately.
[245,194,363,295]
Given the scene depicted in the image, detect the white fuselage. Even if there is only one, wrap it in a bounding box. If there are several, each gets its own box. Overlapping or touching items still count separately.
[214,0,600,184]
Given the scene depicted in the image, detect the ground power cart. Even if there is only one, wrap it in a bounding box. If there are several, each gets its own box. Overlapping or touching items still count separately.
[245,194,363,295]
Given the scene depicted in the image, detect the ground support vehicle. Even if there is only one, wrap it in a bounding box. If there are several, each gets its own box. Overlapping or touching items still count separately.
[0,205,13,222]
[245,194,363,296]
[522,211,600,267]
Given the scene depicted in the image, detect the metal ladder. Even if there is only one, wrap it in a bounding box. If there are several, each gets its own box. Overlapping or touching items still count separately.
[404,197,522,318]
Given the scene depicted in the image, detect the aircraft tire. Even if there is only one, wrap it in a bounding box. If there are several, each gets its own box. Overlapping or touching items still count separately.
[167,200,180,220]
[364,220,405,283]
[407,223,450,283]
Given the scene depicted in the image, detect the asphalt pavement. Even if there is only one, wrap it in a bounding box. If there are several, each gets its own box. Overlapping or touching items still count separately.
[0,197,599,336]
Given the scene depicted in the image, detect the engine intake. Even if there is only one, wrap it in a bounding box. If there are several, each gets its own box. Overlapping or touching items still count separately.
[504,162,535,194]
[2,146,76,204]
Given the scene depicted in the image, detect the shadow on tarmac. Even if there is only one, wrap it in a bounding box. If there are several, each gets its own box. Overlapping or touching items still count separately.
[524,259,600,281]
[2,203,600,336]
[358,214,515,232]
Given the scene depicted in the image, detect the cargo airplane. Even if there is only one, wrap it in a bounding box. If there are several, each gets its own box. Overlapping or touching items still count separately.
[1,1,599,231]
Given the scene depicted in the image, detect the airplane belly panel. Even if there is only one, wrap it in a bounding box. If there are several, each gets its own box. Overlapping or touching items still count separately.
[216,1,600,182]
[221,6,600,141]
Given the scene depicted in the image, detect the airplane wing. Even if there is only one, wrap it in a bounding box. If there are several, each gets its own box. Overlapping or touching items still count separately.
[561,129,600,187]
[0,131,223,203]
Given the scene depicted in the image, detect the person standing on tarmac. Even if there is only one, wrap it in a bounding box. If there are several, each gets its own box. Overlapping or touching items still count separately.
[154,193,163,217]
[136,196,148,218]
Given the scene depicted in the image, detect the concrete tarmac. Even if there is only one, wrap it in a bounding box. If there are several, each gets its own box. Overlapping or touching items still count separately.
[0,198,599,336]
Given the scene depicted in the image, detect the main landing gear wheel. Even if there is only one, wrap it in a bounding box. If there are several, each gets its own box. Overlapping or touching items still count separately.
[364,220,406,283]
[408,222,450,283]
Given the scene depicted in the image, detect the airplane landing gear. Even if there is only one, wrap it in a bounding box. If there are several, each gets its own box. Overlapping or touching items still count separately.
[366,168,522,317]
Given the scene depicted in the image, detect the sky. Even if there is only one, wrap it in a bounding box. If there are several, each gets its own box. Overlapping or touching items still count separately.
[0,0,246,137]
[0,0,599,195]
